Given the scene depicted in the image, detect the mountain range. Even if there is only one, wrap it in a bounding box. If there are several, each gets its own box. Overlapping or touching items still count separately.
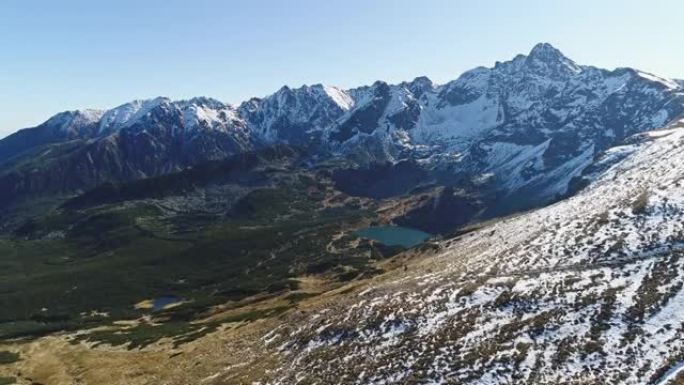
[3,43,684,385]
[2,43,683,226]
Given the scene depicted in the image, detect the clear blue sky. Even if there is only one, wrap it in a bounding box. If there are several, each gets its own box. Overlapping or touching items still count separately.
[1,0,683,137]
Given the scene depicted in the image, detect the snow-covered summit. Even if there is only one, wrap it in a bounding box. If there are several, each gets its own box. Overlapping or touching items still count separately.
[95,96,246,135]
[524,42,582,76]
[44,108,104,135]
[98,97,170,133]
[238,83,355,144]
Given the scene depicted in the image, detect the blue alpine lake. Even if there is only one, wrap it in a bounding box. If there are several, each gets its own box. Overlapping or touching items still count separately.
[152,296,182,311]
[355,226,431,248]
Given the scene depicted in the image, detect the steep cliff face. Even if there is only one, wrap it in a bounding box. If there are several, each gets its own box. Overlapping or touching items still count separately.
[239,84,354,146]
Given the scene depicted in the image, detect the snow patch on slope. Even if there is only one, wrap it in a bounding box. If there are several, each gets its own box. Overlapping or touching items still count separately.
[636,71,681,90]
[260,123,684,385]
[98,97,169,133]
[323,85,354,111]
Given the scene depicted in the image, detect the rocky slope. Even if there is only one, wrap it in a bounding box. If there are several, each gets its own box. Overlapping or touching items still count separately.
[237,119,684,384]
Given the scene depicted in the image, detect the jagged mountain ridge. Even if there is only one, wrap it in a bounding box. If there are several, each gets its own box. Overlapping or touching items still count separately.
[1,43,683,219]
[323,44,684,211]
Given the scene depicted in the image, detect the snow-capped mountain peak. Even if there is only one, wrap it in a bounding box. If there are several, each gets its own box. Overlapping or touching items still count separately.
[401,76,435,97]
[91,96,249,136]
[523,42,582,76]
[98,96,170,133]
[177,98,243,132]
[527,42,575,63]
[44,109,104,135]
[238,83,356,144]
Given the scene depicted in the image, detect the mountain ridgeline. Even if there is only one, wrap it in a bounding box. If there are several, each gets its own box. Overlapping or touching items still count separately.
[1,43,683,231]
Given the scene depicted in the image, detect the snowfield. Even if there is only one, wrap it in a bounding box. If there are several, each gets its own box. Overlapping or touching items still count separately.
[254,122,684,385]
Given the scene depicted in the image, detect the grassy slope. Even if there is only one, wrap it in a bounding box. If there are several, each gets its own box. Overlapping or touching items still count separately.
[0,170,393,347]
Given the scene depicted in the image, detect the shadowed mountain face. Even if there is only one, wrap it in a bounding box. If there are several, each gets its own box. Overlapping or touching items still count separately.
[1,43,683,224]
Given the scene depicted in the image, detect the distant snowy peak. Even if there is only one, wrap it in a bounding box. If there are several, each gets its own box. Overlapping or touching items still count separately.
[95,96,245,135]
[273,83,355,111]
[238,83,355,144]
[45,109,104,135]
[98,97,170,133]
[524,42,582,76]
[179,99,243,132]
[401,76,435,97]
